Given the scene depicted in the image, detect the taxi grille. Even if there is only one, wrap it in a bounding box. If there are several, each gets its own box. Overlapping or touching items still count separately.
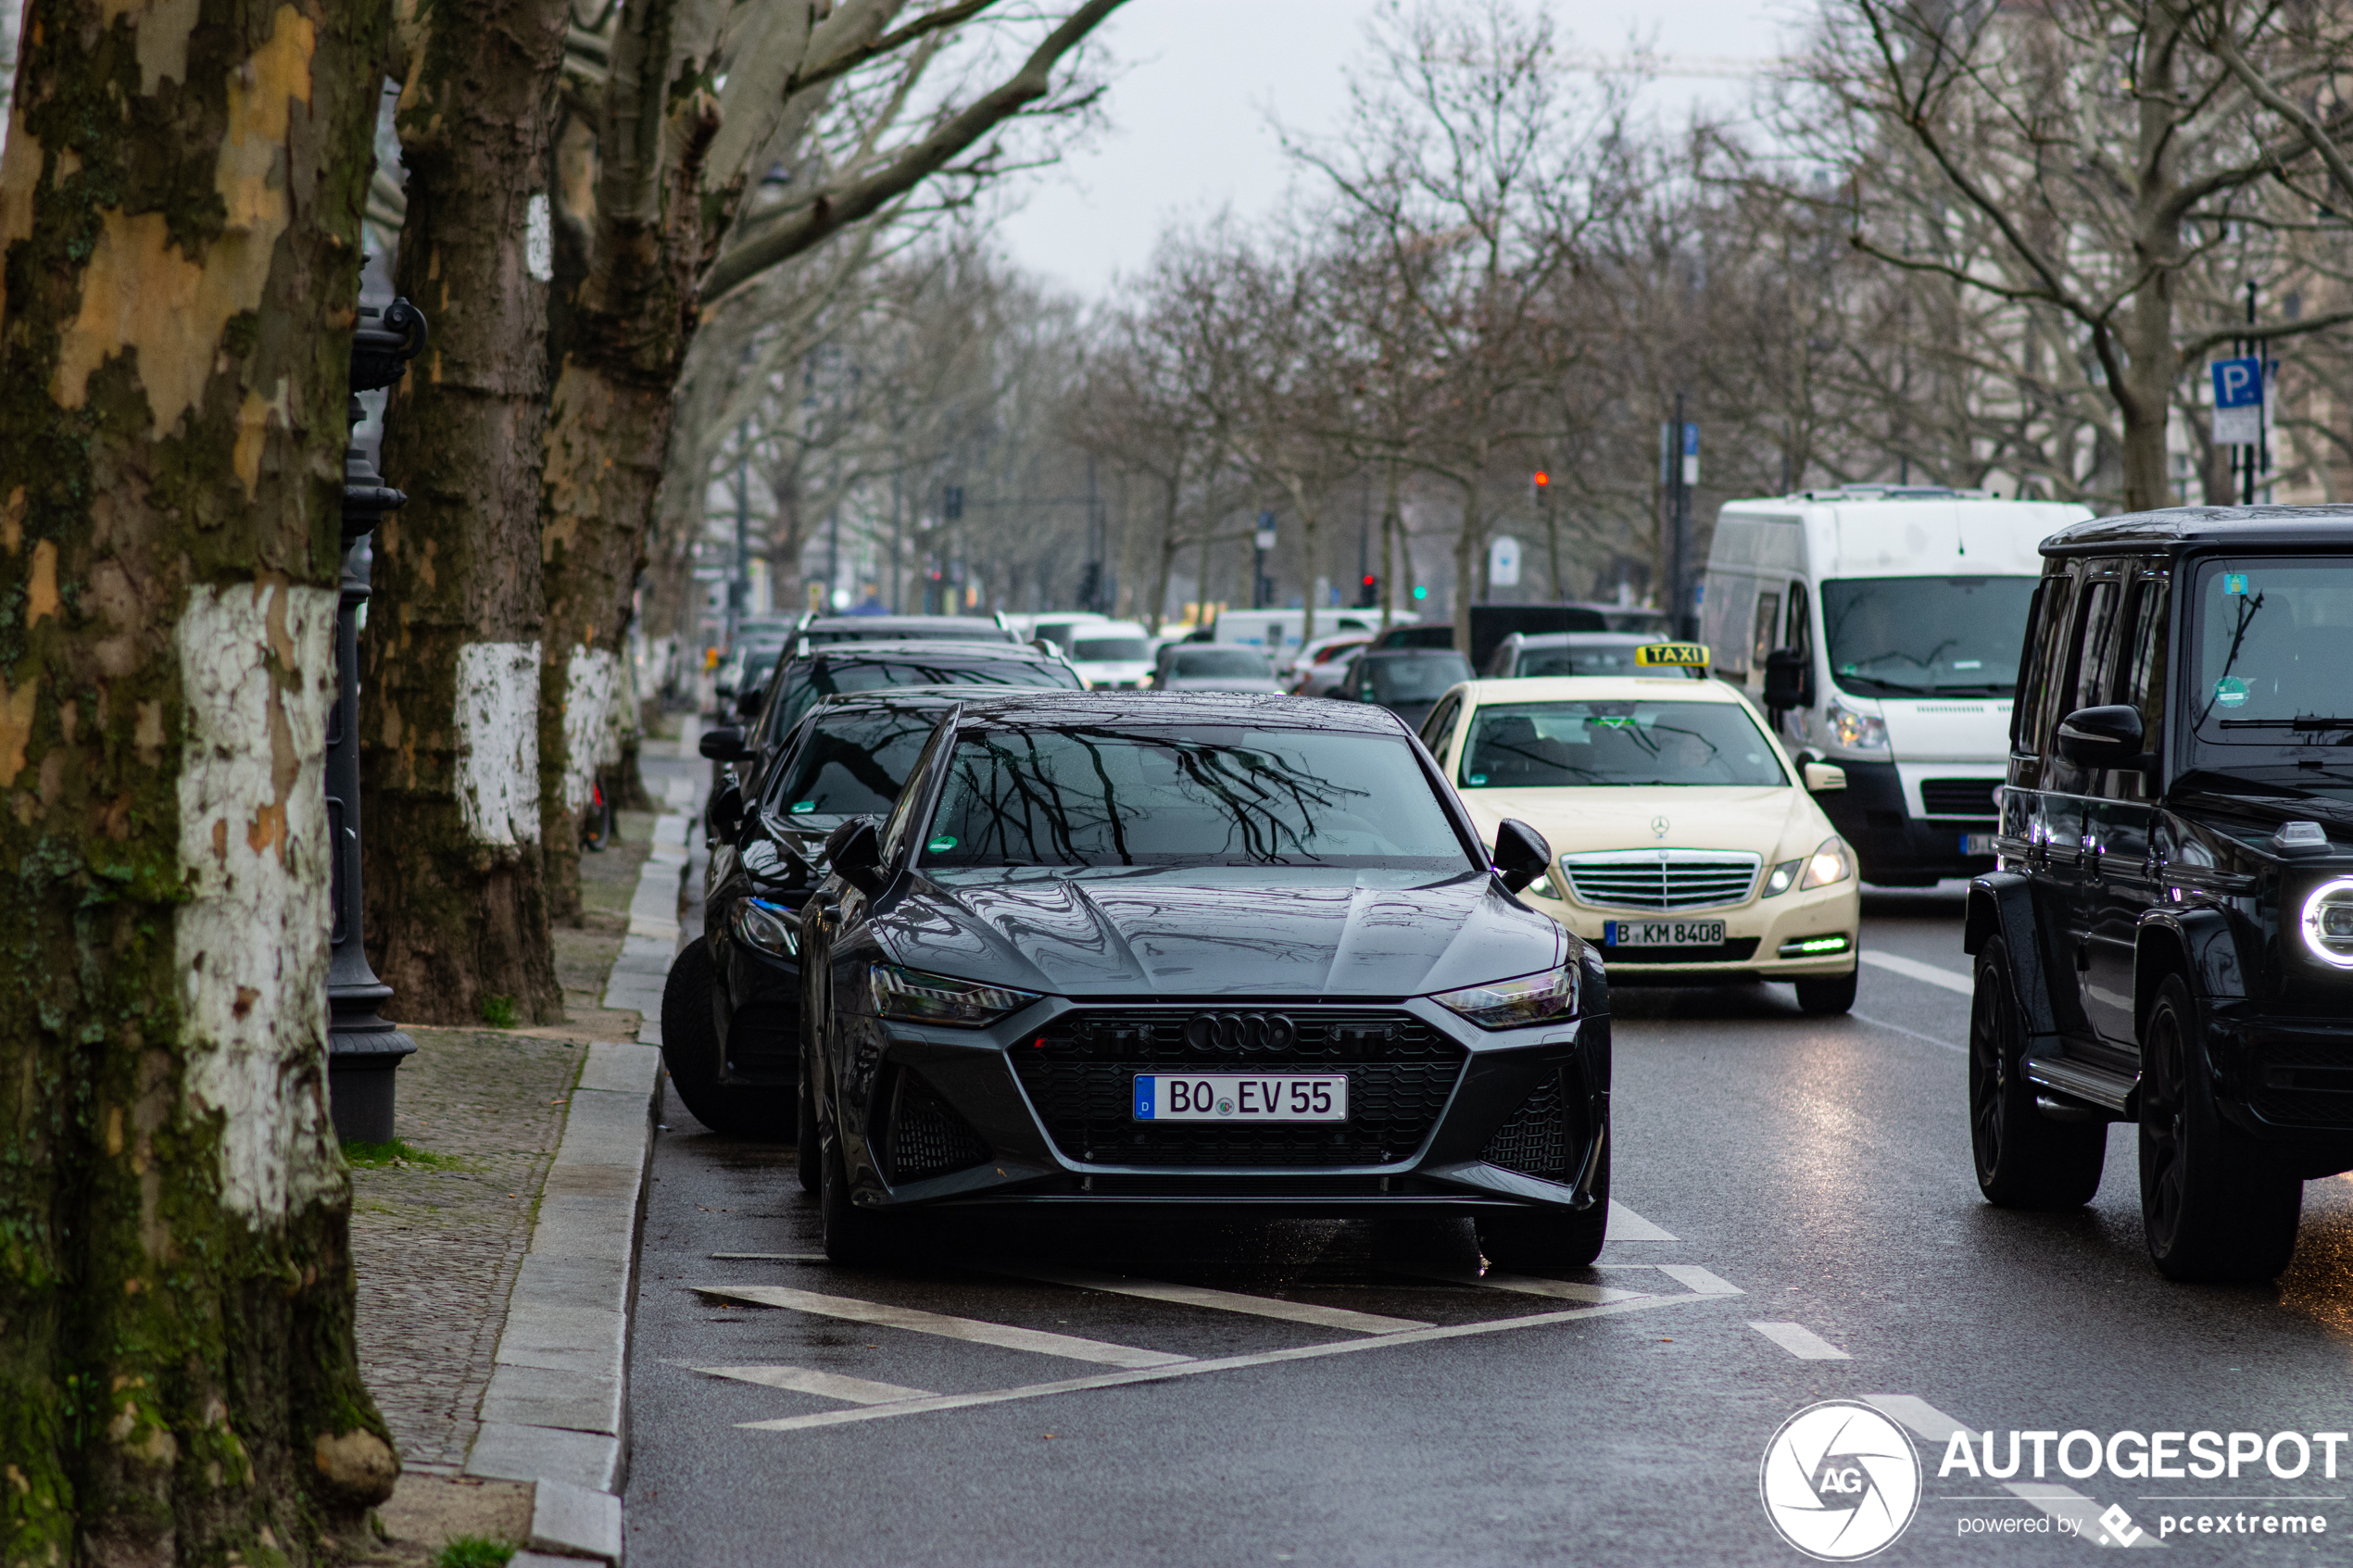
[1562,851,1761,910]
[1012,1007,1466,1167]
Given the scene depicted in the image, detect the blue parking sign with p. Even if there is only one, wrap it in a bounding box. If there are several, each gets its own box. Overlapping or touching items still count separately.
[2212,357,2262,408]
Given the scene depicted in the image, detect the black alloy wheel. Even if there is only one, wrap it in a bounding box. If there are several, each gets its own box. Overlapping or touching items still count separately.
[1475,1142,1610,1273]
[1968,945,2104,1208]
[659,938,793,1139]
[1794,969,1858,1015]
[2137,975,2301,1283]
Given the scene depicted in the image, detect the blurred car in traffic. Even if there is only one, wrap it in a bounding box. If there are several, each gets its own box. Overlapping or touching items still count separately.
[1484,631,1707,681]
[1338,646,1475,729]
[1059,620,1157,688]
[1417,668,1860,1012]
[790,690,1608,1271]
[1290,631,1375,695]
[800,614,1021,647]
[1150,643,1284,693]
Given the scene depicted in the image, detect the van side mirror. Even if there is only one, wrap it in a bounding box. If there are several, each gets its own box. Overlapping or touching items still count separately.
[1802,762,1846,793]
[1492,818,1553,895]
[698,724,751,761]
[824,817,887,896]
[1762,647,1812,710]
[2056,705,2145,768]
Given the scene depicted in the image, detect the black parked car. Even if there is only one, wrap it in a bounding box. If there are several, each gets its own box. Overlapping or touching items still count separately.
[800,614,1020,647]
[666,692,966,1136]
[793,691,1608,1268]
[1969,507,2353,1282]
[1337,647,1476,730]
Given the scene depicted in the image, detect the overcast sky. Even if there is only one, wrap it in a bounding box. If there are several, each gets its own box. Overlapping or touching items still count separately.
[994,0,1801,298]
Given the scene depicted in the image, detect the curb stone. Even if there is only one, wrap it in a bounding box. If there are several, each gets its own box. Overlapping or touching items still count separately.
[457,802,691,1563]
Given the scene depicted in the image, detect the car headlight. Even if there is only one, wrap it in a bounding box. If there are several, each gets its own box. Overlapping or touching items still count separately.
[730,897,799,958]
[1523,869,1560,899]
[1430,968,1579,1030]
[1827,696,1888,752]
[1762,858,1803,897]
[868,963,1040,1027]
[2299,879,2353,970]
[1798,836,1854,890]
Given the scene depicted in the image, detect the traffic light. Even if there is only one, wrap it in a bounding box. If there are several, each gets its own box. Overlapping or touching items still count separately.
[1412,584,1428,601]
[1356,574,1378,608]
[1531,470,1550,504]
[943,484,964,521]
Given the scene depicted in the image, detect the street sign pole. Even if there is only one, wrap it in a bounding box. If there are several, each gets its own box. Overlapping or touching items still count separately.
[1253,512,1277,609]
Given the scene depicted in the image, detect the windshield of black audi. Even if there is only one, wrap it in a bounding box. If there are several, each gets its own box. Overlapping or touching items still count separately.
[762,705,946,824]
[1458,700,1787,789]
[1821,575,2039,697]
[2186,558,2353,775]
[915,724,1474,872]
[770,655,1079,739]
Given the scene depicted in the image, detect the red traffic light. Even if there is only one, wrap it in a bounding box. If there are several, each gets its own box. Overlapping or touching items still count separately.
[1531,470,1550,487]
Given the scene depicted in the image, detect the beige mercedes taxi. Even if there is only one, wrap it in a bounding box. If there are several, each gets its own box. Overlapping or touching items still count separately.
[1417,660,1863,1013]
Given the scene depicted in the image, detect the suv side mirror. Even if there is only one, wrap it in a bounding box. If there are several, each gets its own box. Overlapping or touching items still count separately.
[824,817,887,896]
[2056,705,2145,768]
[698,724,751,761]
[707,781,744,840]
[1762,647,1812,710]
[1492,817,1553,895]
[1802,762,1846,793]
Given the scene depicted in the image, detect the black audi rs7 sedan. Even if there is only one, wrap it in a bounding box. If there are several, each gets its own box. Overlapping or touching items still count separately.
[793,691,1613,1271]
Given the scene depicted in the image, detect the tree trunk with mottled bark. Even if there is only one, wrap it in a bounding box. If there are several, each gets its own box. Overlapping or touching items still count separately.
[0,2,399,1560]
[361,0,571,1021]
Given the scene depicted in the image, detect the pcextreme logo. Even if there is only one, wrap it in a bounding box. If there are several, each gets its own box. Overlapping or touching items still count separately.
[1760,1400,1922,1561]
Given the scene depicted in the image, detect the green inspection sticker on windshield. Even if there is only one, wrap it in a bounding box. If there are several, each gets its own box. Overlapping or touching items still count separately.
[2214,676,2251,709]
[1467,773,1488,786]
[2224,572,2250,596]
[789,800,816,813]
[926,835,958,852]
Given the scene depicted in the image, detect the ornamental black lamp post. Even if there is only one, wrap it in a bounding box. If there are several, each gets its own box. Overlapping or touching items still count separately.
[326,298,427,1143]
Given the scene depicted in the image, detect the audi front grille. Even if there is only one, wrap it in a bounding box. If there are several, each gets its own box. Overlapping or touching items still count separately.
[1560,849,1762,910]
[1009,1008,1466,1168]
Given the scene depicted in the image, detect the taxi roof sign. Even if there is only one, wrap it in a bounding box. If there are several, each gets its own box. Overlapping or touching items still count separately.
[1635,642,1709,668]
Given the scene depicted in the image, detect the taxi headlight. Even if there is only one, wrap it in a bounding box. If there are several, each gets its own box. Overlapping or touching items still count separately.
[1430,968,1579,1030]
[730,897,799,958]
[1762,858,1803,897]
[1798,836,1854,891]
[2299,879,2353,970]
[868,963,1039,1026]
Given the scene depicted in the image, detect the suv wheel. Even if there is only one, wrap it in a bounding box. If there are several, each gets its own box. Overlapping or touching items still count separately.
[660,938,792,1139]
[2138,975,2301,1282]
[1476,1143,1609,1273]
[1969,945,2104,1207]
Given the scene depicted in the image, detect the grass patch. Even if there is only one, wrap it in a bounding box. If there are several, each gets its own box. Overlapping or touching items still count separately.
[480,994,518,1028]
[433,1538,514,1568]
[341,1138,469,1171]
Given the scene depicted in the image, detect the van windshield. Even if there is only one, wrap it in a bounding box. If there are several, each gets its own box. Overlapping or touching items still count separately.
[1821,576,2038,697]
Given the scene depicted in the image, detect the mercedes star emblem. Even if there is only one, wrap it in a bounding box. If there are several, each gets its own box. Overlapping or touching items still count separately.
[1651,815,1670,839]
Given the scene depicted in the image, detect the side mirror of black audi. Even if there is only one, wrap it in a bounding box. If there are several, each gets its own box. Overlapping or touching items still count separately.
[1762,647,1812,710]
[707,781,745,840]
[2056,705,2144,768]
[1492,817,1553,895]
[824,817,887,897]
[698,724,751,761]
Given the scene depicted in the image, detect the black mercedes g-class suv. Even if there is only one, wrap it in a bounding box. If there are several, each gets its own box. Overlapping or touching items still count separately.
[1968,508,2353,1282]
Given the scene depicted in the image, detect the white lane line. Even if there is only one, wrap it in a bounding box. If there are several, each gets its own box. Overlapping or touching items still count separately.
[694,1286,1189,1369]
[1413,1268,1650,1304]
[738,1291,1709,1434]
[1606,1199,1678,1241]
[1013,1268,1431,1335]
[1655,1264,1743,1296]
[1749,1322,1849,1360]
[1865,1394,2164,1549]
[692,1365,938,1404]
[1851,1011,1967,1054]
[1860,950,1974,996]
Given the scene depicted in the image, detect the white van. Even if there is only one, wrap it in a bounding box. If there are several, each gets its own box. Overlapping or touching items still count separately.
[1701,486,2091,886]
[1212,608,1410,673]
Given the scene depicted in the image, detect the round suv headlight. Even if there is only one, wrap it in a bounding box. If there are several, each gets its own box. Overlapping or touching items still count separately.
[2299,879,2353,969]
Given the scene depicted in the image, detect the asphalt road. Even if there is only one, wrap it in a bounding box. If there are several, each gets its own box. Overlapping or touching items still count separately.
[622,876,2353,1567]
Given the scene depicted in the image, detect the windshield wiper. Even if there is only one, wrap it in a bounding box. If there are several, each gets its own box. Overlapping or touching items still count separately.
[2217,716,2353,731]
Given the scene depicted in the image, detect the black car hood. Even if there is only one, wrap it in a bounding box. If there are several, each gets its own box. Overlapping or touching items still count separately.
[866,867,1567,999]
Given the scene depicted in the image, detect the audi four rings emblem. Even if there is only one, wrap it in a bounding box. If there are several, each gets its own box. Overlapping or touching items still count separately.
[1183,1012,1297,1052]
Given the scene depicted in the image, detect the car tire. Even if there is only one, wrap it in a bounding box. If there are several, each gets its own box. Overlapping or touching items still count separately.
[1968,944,2104,1208]
[1793,969,1857,1015]
[2138,975,2301,1283]
[820,1131,900,1266]
[1476,1143,1609,1273]
[796,1041,821,1196]
[660,938,791,1140]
